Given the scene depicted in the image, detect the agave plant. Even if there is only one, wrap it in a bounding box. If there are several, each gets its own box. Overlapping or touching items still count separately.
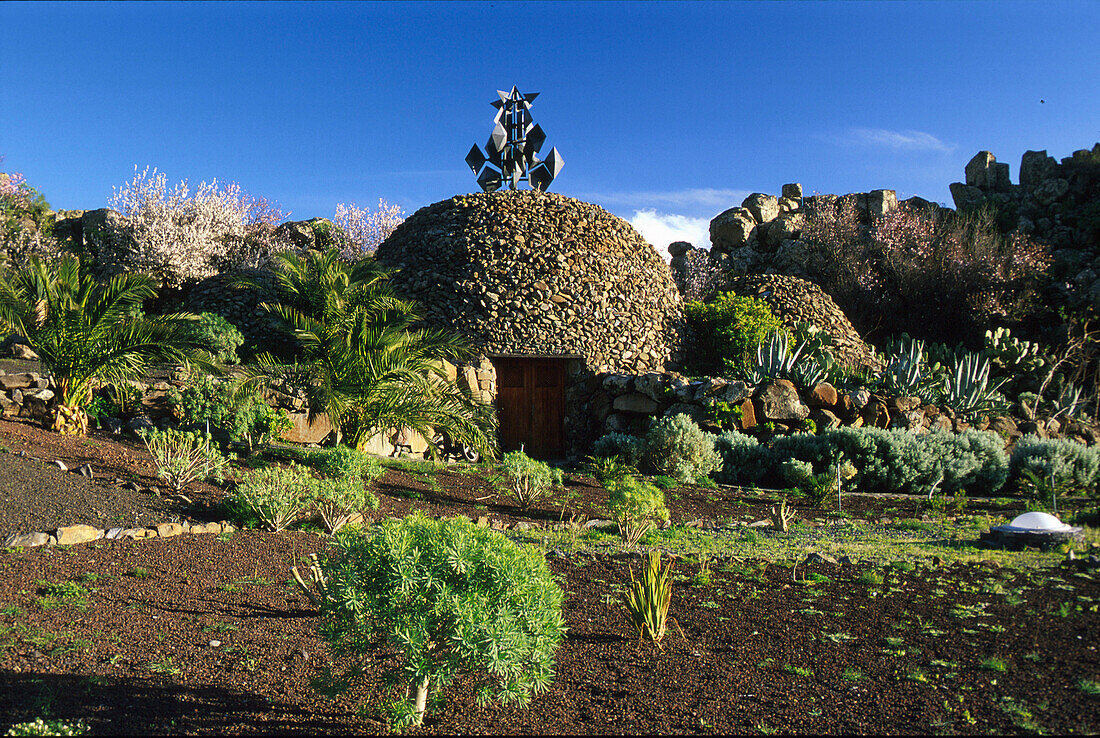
[744,331,828,389]
[878,337,939,403]
[940,351,1008,420]
[0,254,210,434]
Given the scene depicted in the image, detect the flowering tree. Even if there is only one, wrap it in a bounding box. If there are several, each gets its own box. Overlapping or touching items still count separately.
[1,156,59,264]
[107,167,289,288]
[333,199,404,259]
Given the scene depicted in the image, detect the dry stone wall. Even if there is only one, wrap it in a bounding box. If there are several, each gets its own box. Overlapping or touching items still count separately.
[375,190,683,375]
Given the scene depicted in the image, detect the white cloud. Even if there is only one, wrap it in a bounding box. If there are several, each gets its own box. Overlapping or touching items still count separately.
[629,209,711,261]
[581,188,751,215]
[844,128,955,152]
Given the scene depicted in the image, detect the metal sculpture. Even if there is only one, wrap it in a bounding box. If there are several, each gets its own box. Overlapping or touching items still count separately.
[466,86,563,192]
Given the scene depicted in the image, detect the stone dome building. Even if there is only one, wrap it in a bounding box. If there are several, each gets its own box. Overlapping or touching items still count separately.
[712,273,882,372]
[375,190,683,458]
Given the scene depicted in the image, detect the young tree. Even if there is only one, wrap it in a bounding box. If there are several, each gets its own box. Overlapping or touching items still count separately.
[318,513,566,726]
[0,254,212,434]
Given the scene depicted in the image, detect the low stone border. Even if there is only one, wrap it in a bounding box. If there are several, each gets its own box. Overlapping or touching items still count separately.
[2,519,238,549]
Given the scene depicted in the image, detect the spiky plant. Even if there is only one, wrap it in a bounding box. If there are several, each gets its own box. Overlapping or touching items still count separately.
[253,249,496,457]
[0,254,209,434]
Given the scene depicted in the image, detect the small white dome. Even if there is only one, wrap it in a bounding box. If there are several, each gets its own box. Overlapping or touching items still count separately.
[1008,511,1068,531]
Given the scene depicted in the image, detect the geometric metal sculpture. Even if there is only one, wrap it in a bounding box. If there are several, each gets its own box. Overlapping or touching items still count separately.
[467,86,563,192]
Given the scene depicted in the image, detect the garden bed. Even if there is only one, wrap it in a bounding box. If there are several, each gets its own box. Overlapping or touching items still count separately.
[0,415,1099,735]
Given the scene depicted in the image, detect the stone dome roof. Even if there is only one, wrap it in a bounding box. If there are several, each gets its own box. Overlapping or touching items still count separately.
[375,190,682,373]
[713,273,882,372]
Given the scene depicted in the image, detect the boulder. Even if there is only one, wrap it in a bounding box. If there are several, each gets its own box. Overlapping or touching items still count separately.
[664,402,707,425]
[808,383,838,408]
[2,532,50,548]
[781,183,803,200]
[709,207,757,252]
[155,523,184,538]
[754,379,809,422]
[634,372,667,402]
[1020,150,1059,186]
[761,213,804,247]
[55,525,103,546]
[867,189,898,218]
[742,193,780,224]
[949,182,985,210]
[1034,178,1070,206]
[965,151,997,188]
[281,412,334,444]
[0,373,36,391]
[668,241,692,257]
[613,393,659,414]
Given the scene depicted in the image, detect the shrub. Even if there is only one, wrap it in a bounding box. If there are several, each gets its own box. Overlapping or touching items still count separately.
[590,432,646,467]
[312,476,380,534]
[778,458,814,488]
[107,166,287,288]
[644,414,722,483]
[713,430,769,485]
[317,445,383,480]
[683,292,786,377]
[317,513,566,727]
[801,199,1050,345]
[167,374,290,454]
[5,718,89,736]
[920,429,1009,496]
[605,474,669,547]
[1010,435,1100,494]
[822,426,934,496]
[184,313,245,365]
[499,450,558,511]
[139,428,232,494]
[228,463,313,531]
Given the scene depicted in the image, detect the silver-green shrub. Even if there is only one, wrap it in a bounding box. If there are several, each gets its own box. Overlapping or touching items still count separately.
[590,432,645,468]
[820,427,932,495]
[920,429,1008,495]
[643,414,722,483]
[713,430,769,485]
[1010,435,1100,493]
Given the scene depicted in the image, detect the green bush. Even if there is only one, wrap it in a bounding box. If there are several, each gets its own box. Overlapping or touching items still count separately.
[822,427,932,496]
[312,476,379,534]
[644,414,722,483]
[317,444,383,480]
[5,718,89,736]
[683,292,787,377]
[139,428,233,494]
[168,374,290,454]
[228,463,313,531]
[184,313,245,365]
[778,458,814,487]
[318,513,566,727]
[591,432,646,467]
[713,430,769,485]
[1010,435,1100,494]
[605,473,669,547]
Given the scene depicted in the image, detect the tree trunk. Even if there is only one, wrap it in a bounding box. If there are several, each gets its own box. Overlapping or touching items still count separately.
[412,676,430,725]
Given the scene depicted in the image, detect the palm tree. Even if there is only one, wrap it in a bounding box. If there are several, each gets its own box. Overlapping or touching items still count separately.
[0,254,211,434]
[256,248,496,456]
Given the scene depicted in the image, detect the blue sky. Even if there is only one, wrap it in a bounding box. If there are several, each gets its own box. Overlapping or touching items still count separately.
[3,1,1099,257]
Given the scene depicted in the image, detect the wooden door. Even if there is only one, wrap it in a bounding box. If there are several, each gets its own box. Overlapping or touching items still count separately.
[494,357,566,459]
